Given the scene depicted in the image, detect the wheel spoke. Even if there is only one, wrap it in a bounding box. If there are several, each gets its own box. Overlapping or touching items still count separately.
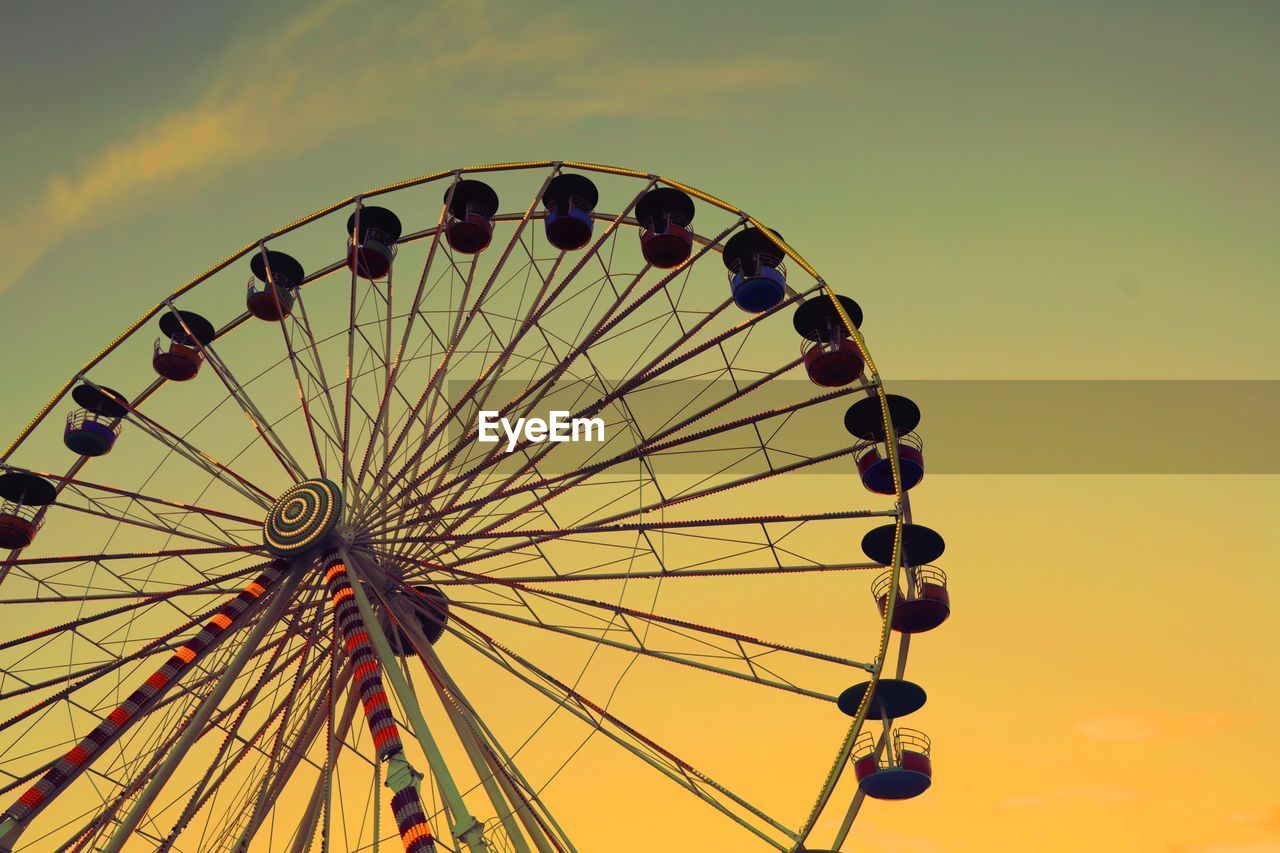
[324,552,445,851]
[255,247,330,478]
[164,301,308,483]
[98,566,305,852]
[353,174,460,496]
[410,569,871,672]
[448,612,797,851]
[2,545,262,569]
[426,561,881,585]
[394,377,870,544]
[444,597,841,701]
[373,508,894,565]
[0,162,916,849]
[395,240,754,530]
[0,465,261,527]
[290,281,348,467]
[361,166,565,526]
[0,561,297,848]
[78,378,275,509]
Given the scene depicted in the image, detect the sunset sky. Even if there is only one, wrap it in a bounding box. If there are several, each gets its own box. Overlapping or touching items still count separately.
[1,2,1278,851]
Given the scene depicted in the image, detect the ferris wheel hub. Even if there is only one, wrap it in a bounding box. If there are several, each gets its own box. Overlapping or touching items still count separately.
[263,478,344,558]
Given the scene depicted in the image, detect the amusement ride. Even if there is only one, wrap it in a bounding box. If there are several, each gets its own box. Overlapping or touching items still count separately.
[0,161,949,851]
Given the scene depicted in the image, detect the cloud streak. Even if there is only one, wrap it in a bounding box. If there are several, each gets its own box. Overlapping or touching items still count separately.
[1000,784,1137,809]
[0,2,812,294]
[1071,709,1234,743]
[6,69,334,285]
[0,0,362,293]
[486,56,815,125]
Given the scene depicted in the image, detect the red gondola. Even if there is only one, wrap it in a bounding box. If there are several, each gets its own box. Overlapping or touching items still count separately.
[636,187,696,268]
[247,251,305,321]
[793,295,865,387]
[152,310,215,381]
[872,566,951,633]
[851,728,933,800]
[444,180,499,254]
[838,680,933,800]
[0,472,55,549]
[346,206,401,280]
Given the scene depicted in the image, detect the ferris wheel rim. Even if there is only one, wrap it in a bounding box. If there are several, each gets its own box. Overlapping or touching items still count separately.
[2,161,869,465]
[0,160,916,852]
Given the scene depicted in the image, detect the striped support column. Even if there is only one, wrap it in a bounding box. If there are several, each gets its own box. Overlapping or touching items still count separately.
[324,556,435,852]
[0,559,289,832]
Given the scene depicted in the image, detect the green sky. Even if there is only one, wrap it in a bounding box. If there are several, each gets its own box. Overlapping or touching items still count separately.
[1,2,1277,851]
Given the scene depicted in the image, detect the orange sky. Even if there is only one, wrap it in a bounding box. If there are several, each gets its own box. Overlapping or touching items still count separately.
[1,2,1277,851]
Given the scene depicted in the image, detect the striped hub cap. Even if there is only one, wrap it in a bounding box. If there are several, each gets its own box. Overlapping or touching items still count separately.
[264,479,343,557]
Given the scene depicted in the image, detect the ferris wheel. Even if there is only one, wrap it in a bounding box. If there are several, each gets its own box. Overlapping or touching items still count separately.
[0,161,950,852]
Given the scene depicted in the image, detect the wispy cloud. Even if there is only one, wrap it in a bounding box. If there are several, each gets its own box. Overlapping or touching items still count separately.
[0,0,367,292]
[487,57,815,125]
[1175,810,1280,853]
[1000,784,1137,809]
[1071,709,1234,743]
[863,830,944,853]
[0,2,814,293]
[1228,805,1280,831]
[2,71,325,292]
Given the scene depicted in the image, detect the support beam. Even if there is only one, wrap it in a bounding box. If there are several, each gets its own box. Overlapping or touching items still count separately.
[286,688,360,853]
[0,562,291,851]
[385,593,547,853]
[335,550,488,852]
[325,553,461,851]
[100,567,305,852]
